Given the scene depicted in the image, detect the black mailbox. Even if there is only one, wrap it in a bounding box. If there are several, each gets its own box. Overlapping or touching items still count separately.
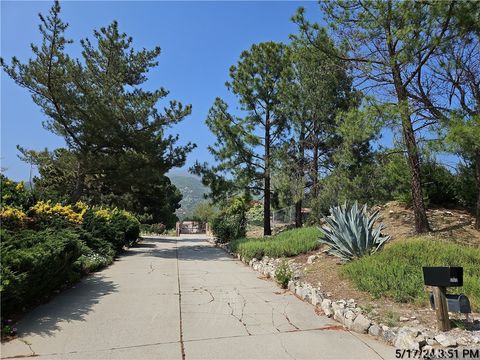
[422,267,463,287]
[429,293,471,314]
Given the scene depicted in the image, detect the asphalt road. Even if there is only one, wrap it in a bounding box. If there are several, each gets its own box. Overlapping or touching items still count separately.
[1,235,393,359]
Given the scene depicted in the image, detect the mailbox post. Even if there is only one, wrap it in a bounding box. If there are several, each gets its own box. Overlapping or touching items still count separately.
[422,267,464,332]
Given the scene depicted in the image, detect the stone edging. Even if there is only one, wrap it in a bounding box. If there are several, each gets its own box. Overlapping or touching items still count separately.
[212,240,480,350]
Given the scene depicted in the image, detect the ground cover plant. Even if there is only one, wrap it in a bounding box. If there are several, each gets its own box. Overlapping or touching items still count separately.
[341,238,480,310]
[230,227,321,261]
[0,176,140,318]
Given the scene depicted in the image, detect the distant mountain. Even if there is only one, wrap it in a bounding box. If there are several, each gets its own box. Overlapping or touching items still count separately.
[169,174,209,219]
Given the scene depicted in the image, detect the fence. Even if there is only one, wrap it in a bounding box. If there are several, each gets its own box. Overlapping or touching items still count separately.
[271,205,296,229]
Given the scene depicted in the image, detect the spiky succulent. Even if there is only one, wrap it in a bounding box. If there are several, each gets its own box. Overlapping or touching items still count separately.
[319,202,390,261]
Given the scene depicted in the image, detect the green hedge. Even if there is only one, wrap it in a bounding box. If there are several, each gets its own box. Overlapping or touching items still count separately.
[230,227,321,261]
[342,238,480,310]
[82,209,140,252]
[1,229,83,314]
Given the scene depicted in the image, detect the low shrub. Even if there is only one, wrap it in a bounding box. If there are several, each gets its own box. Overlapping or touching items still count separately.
[82,208,140,251]
[74,245,114,274]
[275,260,293,289]
[211,214,246,243]
[151,223,166,234]
[30,200,85,227]
[230,227,320,261]
[0,206,28,230]
[1,229,83,314]
[0,175,35,210]
[341,238,480,310]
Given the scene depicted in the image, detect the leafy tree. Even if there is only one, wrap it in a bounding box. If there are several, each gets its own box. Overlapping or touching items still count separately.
[1,2,194,224]
[192,42,292,235]
[294,1,456,233]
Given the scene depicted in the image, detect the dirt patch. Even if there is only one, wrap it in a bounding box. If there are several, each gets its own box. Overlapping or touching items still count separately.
[375,201,480,247]
[291,203,480,330]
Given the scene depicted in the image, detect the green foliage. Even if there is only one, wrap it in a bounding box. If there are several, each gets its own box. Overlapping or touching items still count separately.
[82,208,140,251]
[211,195,250,243]
[2,2,193,225]
[320,202,390,261]
[191,201,217,223]
[0,175,35,210]
[378,153,460,209]
[151,223,166,234]
[1,229,83,314]
[342,239,480,310]
[246,203,263,227]
[211,215,246,244]
[275,260,293,289]
[230,227,320,261]
[192,41,293,235]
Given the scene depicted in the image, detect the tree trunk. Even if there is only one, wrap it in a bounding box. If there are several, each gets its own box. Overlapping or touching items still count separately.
[264,112,272,236]
[295,125,305,228]
[475,149,480,230]
[312,140,319,198]
[391,65,430,234]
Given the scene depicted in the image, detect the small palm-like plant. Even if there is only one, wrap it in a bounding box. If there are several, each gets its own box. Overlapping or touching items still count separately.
[319,202,390,261]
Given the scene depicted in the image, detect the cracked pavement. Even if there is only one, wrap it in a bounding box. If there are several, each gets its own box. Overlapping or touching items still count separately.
[0,235,394,359]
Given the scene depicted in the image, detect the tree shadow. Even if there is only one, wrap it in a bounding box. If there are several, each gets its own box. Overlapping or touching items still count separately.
[17,275,118,337]
[124,236,233,262]
[434,221,473,233]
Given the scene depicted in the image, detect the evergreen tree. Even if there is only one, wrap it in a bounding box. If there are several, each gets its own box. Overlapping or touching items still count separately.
[294,1,456,233]
[192,42,292,235]
[2,2,194,224]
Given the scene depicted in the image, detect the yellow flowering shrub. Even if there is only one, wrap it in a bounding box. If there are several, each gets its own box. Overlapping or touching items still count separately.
[94,208,112,220]
[0,206,28,230]
[30,201,84,225]
[73,201,89,217]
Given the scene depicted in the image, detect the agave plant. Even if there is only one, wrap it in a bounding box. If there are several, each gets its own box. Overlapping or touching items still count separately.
[319,202,390,261]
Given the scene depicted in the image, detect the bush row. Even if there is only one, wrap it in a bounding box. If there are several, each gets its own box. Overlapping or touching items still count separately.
[341,238,480,310]
[230,227,321,261]
[0,178,140,316]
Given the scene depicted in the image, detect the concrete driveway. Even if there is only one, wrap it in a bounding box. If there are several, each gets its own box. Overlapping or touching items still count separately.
[1,235,393,359]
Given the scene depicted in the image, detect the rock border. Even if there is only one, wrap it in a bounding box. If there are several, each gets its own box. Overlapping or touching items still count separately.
[213,240,480,349]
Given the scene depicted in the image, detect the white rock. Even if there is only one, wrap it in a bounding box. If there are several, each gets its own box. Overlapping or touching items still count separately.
[307,255,317,264]
[435,333,457,347]
[368,324,382,337]
[334,309,346,324]
[332,301,346,312]
[311,289,323,306]
[426,338,438,346]
[399,316,410,322]
[344,310,357,320]
[394,329,423,350]
[321,299,333,317]
[351,314,371,333]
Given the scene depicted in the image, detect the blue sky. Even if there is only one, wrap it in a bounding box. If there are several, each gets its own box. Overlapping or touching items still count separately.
[1,1,323,181]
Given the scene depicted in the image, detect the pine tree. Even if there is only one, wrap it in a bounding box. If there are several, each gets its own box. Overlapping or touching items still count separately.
[192,42,292,235]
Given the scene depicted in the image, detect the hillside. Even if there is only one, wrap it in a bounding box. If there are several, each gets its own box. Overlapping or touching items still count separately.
[169,174,209,219]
